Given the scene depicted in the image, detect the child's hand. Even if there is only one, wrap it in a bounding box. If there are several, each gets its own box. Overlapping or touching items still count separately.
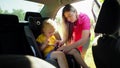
[53,41,59,50]
[53,40,64,51]
[54,40,58,46]
[57,41,64,47]
[44,38,49,45]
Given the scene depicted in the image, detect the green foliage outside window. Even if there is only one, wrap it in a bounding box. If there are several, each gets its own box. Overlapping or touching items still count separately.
[0,8,25,21]
[98,0,104,4]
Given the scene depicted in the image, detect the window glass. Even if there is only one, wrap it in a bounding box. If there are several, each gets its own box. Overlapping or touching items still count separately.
[97,0,104,5]
[0,0,44,21]
[92,0,104,22]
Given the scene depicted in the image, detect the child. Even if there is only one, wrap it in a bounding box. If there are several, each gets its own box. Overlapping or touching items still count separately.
[36,19,68,68]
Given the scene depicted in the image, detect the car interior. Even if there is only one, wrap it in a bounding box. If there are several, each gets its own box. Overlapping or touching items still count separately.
[92,0,120,68]
[0,0,120,68]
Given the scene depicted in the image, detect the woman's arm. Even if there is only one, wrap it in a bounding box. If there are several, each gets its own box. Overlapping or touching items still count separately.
[71,30,90,48]
[57,30,90,53]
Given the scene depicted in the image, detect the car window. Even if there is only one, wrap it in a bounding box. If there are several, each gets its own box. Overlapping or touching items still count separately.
[0,0,44,21]
[97,0,104,5]
[92,0,104,22]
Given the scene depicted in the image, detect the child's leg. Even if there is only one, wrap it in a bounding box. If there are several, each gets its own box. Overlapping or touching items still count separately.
[50,51,68,68]
[68,49,89,68]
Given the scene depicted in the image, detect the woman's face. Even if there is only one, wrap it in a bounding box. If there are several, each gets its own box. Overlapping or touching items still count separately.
[64,11,77,23]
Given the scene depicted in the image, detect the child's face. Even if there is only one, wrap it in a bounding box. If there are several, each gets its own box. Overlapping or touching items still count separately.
[44,29,54,38]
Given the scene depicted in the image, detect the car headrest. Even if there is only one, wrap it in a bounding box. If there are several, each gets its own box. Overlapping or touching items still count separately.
[95,0,120,34]
[28,16,49,28]
[24,12,50,38]
[0,14,19,24]
[28,16,42,31]
[28,16,49,38]
[24,12,42,21]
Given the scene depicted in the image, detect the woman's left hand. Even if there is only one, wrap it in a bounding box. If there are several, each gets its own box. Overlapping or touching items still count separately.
[57,45,73,53]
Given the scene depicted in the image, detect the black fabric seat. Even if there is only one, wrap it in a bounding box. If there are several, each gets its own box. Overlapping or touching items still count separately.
[0,14,18,24]
[24,12,42,21]
[24,12,49,38]
[0,55,56,68]
[0,14,34,56]
[92,0,120,68]
[24,25,43,58]
[0,14,59,68]
[24,12,43,38]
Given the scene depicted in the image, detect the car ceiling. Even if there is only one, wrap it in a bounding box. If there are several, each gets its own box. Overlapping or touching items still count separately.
[27,0,84,19]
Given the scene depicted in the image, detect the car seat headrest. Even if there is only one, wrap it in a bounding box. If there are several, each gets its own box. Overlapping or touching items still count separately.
[28,16,41,26]
[24,12,50,38]
[24,12,42,21]
[95,0,120,34]
[28,16,42,31]
[0,14,19,24]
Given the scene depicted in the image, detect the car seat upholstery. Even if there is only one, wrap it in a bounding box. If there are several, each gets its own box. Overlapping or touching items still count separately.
[0,14,60,68]
[0,14,18,24]
[24,12,42,38]
[0,14,34,56]
[92,0,120,68]
[24,12,48,38]
[24,12,42,21]
[0,55,56,68]
[24,26,43,58]
[94,0,120,34]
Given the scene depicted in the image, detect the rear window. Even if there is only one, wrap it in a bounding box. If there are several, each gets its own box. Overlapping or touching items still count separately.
[0,0,44,21]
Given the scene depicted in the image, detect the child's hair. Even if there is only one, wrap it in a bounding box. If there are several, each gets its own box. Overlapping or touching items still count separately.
[42,19,55,33]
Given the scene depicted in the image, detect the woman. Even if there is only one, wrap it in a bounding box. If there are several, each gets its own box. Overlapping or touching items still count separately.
[57,4,90,68]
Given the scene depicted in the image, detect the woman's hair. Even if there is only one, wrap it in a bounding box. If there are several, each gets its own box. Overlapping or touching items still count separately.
[42,19,55,34]
[62,4,77,21]
[62,4,77,42]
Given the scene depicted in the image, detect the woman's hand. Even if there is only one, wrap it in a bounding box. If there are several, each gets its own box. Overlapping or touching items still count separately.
[58,41,64,47]
[54,40,64,47]
[57,45,73,53]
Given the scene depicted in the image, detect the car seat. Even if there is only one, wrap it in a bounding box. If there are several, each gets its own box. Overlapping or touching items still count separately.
[0,14,59,68]
[24,12,49,38]
[24,12,81,68]
[92,0,120,68]
[0,55,56,68]
[0,14,34,55]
